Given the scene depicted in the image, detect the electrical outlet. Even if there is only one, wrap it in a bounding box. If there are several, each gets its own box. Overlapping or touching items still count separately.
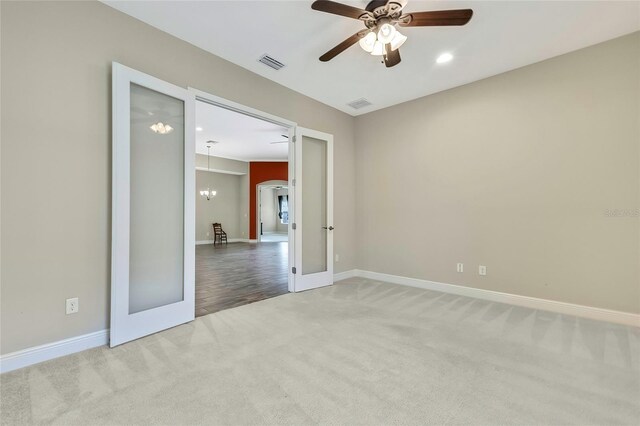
[479,265,487,276]
[456,263,464,273]
[335,254,340,262]
[206,232,210,237]
[66,298,79,314]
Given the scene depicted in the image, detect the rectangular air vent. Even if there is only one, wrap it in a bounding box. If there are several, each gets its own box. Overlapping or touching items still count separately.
[258,54,285,70]
[347,98,372,110]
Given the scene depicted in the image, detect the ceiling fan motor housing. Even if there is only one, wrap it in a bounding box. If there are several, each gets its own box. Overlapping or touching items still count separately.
[365,0,388,12]
[362,1,405,28]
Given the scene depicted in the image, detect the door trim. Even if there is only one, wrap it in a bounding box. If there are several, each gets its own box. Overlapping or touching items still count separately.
[187,88,296,128]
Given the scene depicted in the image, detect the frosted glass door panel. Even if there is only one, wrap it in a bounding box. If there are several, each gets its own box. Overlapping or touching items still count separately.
[129,83,184,314]
[301,135,327,275]
[292,126,332,292]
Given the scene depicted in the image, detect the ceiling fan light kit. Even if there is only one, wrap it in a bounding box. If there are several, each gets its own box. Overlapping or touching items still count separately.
[377,22,396,44]
[371,40,385,56]
[358,31,376,52]
[389,31,407,51]
[311,0,472,68]
[359,24,406,57]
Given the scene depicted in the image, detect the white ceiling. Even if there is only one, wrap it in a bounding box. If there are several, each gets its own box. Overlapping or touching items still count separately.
[196,101,289,161]
[104,1,640,116]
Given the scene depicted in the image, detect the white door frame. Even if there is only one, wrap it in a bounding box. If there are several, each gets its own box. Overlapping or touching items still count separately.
[256,181,288,243]
[188,87,297,292]
[111,63,195,347]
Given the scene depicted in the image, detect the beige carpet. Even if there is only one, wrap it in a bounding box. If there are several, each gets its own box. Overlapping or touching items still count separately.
[1,278,639,425]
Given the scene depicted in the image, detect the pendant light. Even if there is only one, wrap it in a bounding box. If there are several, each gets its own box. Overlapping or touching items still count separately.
[200,144,217,200]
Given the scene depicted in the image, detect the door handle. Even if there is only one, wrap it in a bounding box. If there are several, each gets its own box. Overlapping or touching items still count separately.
[322,226,334,231]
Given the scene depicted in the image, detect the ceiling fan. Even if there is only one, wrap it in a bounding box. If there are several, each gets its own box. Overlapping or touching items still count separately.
[269,135,289,144]
[311,0,473,68]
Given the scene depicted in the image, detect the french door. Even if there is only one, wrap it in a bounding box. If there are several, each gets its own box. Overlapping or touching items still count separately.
[293,127,334,291]
[110,63,195,347]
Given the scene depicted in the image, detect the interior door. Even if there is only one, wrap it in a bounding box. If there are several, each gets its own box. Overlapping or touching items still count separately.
[110,63,195,347]
[293,127,334,291]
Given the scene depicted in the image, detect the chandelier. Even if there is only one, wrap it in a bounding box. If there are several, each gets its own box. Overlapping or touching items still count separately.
[200,144,217,201]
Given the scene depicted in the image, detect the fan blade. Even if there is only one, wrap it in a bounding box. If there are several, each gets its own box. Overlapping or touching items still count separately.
[399,9,473,27]
[270,141,288,145]
[319,32,363,62]
[384,44,401,68]
[311,0,373,20]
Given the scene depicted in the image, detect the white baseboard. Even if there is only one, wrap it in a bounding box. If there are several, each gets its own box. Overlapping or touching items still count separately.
[334,269,357,282]
[0,329,109,374]
[196,238,251,245]
[355,270,639,327]
[5,269,635,374]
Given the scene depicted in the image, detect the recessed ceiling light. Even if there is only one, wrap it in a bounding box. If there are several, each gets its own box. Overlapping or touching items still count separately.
[196,127,203,132]
[436,53,453,64]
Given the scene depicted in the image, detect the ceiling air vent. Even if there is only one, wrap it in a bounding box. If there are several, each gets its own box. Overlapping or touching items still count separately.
[258,54,285,70]
[347,98,372,110]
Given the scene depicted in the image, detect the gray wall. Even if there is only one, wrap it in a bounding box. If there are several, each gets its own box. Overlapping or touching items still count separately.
[196,171,242,241]
[239,174,249,239]
[195,154,249,241]
[1,0,637,357]
[354,32,640,314]
[0,0,357,355]
[196,154,247,176]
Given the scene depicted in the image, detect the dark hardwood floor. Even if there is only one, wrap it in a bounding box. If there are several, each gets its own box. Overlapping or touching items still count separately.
[195,242,289,317]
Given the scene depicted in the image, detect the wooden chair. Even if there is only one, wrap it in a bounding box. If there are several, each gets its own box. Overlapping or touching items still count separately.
[212,223,227,246]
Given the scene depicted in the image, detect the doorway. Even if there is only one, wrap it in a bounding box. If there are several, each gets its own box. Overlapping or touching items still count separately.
[193,99,292,317]
[258,182,289,243]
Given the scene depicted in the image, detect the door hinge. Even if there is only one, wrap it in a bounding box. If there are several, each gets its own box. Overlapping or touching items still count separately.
[292,136,297,143]
[292,178,296,186]
[292,223,296,230]
[292,267,297,274]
